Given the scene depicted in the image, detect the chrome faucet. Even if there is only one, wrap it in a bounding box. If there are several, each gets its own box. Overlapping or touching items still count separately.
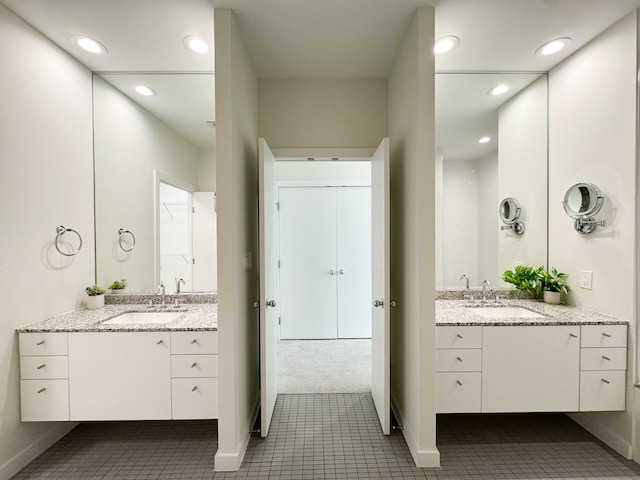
[156,281,166,307]
[481,280,491,303]
[459,274,470,289]
[175,277,185,294]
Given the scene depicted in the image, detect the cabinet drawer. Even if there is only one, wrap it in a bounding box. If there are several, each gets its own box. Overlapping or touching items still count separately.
[580,370,626,411]
[436,372,481,413]
[171,354,218,378]
[581,325,627,348]
[580,348,627,371]
[171,331,217,354]
[172,377,218,419]
[20,379,69,421]
[436,349,481,372]
[436,326,482,349]
[19,333,68,356]
[20,356,68,379]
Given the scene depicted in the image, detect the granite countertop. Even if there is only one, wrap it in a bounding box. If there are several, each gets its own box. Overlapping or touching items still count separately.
[16,303,217,333]
[436,299,627,326]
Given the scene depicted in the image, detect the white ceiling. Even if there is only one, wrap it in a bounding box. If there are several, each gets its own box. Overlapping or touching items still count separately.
[2,0,640,156]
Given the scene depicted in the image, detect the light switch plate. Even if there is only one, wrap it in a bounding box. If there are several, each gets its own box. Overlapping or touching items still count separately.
[580,270,593,289]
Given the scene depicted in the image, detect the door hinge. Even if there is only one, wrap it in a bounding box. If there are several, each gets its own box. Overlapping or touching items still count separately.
[192,258,196,265]
[192,206,195,213]
[276,202,280,211]
[278,317,281,325]
[278,260,281,268]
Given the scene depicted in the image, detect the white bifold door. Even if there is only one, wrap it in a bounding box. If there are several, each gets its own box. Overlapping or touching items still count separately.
[279,186,372,339]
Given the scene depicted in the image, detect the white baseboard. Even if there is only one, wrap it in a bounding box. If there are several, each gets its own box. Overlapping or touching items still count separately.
[214,395,261,472]
[568,413,633,459]
[390,393,441,468]
[0,423,77,480]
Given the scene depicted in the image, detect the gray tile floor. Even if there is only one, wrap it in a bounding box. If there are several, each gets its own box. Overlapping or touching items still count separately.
[13,393,640,479]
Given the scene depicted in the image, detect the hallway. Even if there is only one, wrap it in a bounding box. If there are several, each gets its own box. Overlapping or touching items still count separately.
[12,393,640,479]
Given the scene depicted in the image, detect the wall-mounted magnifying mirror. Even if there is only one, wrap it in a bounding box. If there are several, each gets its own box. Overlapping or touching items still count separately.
[562,182,605,234]
[499,197,525,235]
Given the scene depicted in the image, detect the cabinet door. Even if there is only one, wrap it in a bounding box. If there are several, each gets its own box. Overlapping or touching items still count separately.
[68,332,171,420]
[436,372,481,413]
[482,326,580,412]
[172,378,218,419]
[20,379,69,421]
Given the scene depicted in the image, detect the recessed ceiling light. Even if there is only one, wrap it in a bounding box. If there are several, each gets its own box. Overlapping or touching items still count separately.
[71,35,107,55]
[536,37,571,56]
[184,35,209,54]
[434,35,459,55]
[478,136,492,144]
[489,84,510,96]
[134,85,156,96]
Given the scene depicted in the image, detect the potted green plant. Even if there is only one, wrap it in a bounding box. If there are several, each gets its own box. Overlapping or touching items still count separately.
[502,265,544,298]
[85,285,106,310]
[540,267,570,305]
[108,278,127,293]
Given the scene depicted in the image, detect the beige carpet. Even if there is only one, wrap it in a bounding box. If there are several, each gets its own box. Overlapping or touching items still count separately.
[277,339,371,393]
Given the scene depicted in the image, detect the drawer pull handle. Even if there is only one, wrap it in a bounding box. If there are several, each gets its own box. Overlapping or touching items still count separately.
[569,333,578,338]
[456,334,463,339]
[36,340,45,346]
[602,356,611,361]
[191,386,198,392]
[456,356,463,362]
[456,380,463,386]
[603,333,611,337]
[191,339,198,344]
[37,388,46,394]
[191,363,198,368]
[156,340,164,345]
[36,364,46,370]
[601,378,610,384]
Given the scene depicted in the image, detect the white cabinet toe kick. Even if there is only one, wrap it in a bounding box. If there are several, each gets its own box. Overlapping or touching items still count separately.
[19,331,218,422]
[436,324,627,414]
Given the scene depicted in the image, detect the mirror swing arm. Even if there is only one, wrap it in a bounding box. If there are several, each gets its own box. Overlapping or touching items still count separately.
[499,197,525,235]
[562,182,605,234]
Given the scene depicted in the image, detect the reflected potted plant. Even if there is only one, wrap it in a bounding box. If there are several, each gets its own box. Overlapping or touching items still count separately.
[108,278,127,294]
[540,267,570,305]
[85,285,106,310]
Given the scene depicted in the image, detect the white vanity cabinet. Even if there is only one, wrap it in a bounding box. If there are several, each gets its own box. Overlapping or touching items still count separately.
[482,326,580,412]
[68,332,172,420]
[19,333,69,421]
[435,326,482,413]
[170,331,218,419]
[579,325,627,411]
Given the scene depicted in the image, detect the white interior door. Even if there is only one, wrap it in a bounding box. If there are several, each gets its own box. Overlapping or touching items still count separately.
[259,138,278,437]
[192,192,217,291]
[337,187,372,338]
[279,187,338,339]
[371,138,391,434]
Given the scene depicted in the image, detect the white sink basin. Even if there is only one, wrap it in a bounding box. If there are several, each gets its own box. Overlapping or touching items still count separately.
[467,307,544,319]
[102,311,183,325]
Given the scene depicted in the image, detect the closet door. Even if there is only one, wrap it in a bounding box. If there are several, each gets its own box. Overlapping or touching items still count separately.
[279,187,338,339]
[336,187,372,338]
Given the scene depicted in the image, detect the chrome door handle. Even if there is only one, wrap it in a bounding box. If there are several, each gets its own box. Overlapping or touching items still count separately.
[266,300,276,308]
[338,269,345,275]
[373,299,384,308]
[329,269,336,275]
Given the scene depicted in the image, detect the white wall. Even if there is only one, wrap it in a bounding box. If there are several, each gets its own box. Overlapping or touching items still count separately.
[93,78,200,293]
[548,12,637,459]
[476,153,499,285]
[388,7,439,468]
[275,161,370,185]
[0,6,93,479]
[258,78,387,148]
[499,75,548,279]
[214,8,260,472]
[198,147,216,191]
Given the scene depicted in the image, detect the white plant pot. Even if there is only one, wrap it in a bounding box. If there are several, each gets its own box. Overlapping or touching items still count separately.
[543,290,561,305]
[86,295,105,310]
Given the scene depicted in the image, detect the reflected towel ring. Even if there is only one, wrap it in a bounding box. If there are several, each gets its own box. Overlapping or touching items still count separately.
[55,226,83,256]
[118,228,136,252]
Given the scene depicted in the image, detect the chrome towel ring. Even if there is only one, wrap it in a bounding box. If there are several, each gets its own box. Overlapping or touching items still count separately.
[118,228,136,252]
[55,226,83,256]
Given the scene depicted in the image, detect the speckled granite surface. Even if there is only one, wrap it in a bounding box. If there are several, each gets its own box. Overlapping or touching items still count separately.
[436,299,627,326]
[105,292,216,305]
[16,303,217,333]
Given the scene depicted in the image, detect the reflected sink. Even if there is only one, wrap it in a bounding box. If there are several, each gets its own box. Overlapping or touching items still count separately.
[467,307,544,319]
[102,311,183,325]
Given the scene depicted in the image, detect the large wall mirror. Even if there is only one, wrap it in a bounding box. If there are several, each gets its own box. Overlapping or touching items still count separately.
[435,73,548,289]
[93,73,217,293]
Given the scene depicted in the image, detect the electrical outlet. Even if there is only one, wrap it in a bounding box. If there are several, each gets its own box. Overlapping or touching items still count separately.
[580,270,593,290]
